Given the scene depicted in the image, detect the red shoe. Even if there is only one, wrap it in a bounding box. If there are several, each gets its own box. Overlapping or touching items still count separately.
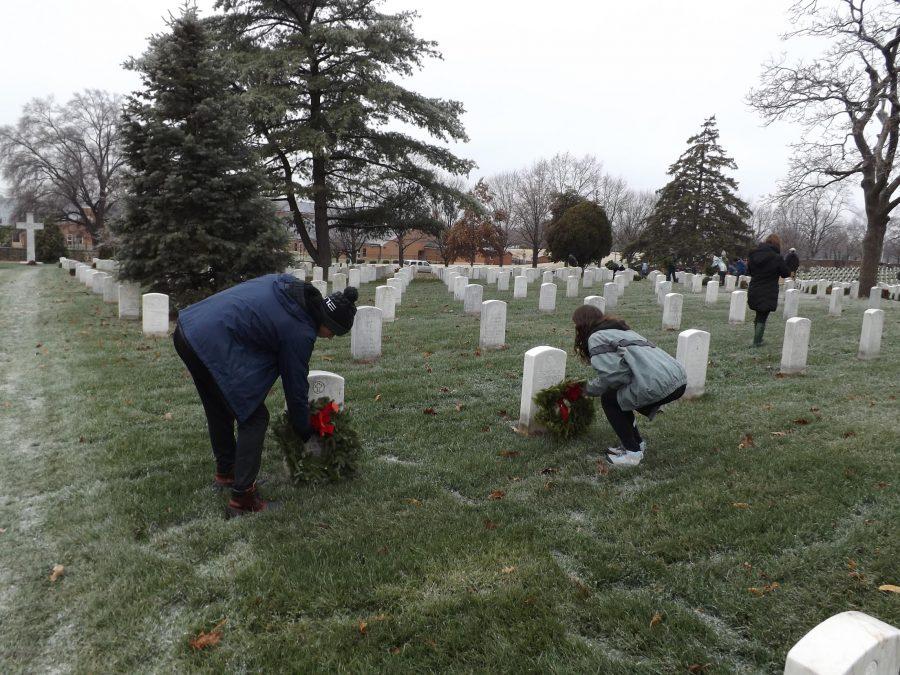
[226,483,280,518]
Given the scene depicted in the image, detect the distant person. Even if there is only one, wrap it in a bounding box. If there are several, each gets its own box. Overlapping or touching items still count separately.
[567,254,579,268]
[747,234,800,347]
[712,251,727,284]
[666,260,676,282]
[640,261,649,278]
[572,305,687,467]
[173,276,358,517]
[735,258,747,276]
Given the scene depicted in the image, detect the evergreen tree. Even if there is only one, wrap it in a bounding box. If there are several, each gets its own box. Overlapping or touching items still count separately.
[36,224,67,263]
[216,0,474,272]
[640,117,752,268]
[545,201,612,266]
[117,7,290,308]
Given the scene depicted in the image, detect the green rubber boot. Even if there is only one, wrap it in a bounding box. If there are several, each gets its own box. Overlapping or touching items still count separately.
[752,321,766,347]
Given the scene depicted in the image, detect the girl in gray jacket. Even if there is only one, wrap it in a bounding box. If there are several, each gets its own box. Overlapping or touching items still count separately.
[572,305,687,466]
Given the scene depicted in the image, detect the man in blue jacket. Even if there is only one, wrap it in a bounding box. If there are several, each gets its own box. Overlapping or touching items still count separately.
[172,274,358,517]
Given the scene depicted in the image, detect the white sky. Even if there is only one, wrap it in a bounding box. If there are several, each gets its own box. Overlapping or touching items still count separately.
[0,0,812,202]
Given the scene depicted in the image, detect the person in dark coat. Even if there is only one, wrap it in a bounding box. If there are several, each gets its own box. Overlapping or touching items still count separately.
[747,234,800,346]
[173,274,358,517]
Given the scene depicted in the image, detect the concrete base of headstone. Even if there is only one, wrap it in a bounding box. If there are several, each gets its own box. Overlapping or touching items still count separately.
[517,346,567,435]
[784,611,900,675]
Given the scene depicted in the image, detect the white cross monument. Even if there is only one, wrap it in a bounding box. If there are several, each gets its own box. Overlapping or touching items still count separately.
[16,213,44,263]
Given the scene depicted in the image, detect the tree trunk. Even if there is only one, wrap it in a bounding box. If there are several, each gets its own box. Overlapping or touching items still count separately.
[531,244,539,267]
[858,198,888,298]
[311,155,331,278]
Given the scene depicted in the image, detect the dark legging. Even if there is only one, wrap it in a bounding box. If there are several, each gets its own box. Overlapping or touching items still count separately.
[173,325,269,493]
[754,310,770,325]
[600,384,687,452]
[718,271,726,285]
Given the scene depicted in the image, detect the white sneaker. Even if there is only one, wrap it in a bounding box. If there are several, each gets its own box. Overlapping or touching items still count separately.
[607,445,627,456]
[607,450,644,466]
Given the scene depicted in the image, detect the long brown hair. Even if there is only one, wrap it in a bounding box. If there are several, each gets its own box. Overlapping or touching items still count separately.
[764,233,782,250]
[572,305,630,362]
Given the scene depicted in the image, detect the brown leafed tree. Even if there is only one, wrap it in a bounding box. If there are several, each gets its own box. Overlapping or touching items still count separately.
[749,0,900,296]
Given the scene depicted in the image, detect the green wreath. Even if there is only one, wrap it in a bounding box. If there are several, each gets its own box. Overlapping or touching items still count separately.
[534,379,595,439]
[274,397,361,484]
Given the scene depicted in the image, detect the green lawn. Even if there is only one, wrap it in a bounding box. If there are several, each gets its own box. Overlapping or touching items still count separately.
[1,263,897,673]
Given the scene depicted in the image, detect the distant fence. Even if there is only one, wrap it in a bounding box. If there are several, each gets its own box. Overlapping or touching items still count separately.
[0,247,26,262]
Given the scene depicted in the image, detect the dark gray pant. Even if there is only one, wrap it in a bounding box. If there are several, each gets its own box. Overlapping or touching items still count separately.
[600,385,687,452]
[173,326,269,493]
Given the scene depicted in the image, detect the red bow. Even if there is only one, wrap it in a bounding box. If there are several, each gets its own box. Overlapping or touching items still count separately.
[557,399,570,422]
[564,383,582,402]
[311,401,340,437]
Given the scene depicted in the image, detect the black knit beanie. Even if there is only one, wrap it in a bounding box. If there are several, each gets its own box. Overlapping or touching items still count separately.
[321,286,359,335]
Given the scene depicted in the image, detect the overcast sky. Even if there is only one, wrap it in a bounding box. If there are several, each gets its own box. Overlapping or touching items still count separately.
[0,0,813,202]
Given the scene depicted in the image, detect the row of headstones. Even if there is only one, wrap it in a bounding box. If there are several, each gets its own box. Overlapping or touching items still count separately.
[799,266,900,284]
[800,278,900,305]
[348,266,418,362]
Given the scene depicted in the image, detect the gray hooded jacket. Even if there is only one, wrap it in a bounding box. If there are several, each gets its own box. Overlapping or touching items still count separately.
[585,328,687,411]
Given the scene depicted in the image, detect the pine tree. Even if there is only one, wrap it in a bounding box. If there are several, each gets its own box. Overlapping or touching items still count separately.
[117,7,290,308]
[640,117,752,268]
[545,201,612,266]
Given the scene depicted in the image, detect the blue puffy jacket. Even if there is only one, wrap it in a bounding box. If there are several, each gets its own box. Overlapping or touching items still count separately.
[177,274,317,438]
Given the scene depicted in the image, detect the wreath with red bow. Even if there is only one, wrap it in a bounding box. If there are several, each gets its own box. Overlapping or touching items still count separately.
[533,379,595,439]
[274,397,361,484]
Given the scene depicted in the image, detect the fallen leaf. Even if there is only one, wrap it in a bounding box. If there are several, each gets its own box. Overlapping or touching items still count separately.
[321,355,334,362]
[163,412,173,421]
[455,402,464,412]
[78,436,85,443]
[874,481,890,490]
[501,566,516,574]
[649,611,663,628]
[847,559,857,571]
[0,528,6,534]
[49,564,65,582]
[488,490,506,500]
[771,431,788,437]
[390,646,401,655]
[474,348,482,357]
[403,498,422,507]
[793,418,810,425]
[188,619,227,650]
[544,481,555,491]
[810,406,820,412]
[423,407,437,415]
[480,425,491,432]
[596,461,610,476]
[422,351,433,358]
[376,546,389,555]
[35,343,42,348]
[738,434,754,449]
[878,584,900,594]
[540,466,559,475]
[687,665,711,674]
[484,519,498,530]
[374,394,382,402]
[439,386,450,393]
[762,404,773,411]
[358,621,368,635]
[732,502,750,509]
[842,431,856,438]
[499,450,520,458]
[748,582,780,596]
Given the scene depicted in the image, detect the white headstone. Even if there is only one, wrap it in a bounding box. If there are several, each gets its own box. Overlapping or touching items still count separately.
[453,275,467,301]
[92,271,109,295]
[539,282,557,312]
[828,288,843,316]
[817,279,828,299]
[313,266,324,282]
[308,370,345,408]
[784,278,795,291]
[584,295,606,313]
[142,293,169,337]
[518,346,567,434]
[102,274,118,303]
[662,293,683,331]
[780,317,811,375]
[84,269,99,289]
[331,273,347,293]
[479,300,507,349]
[350,306,382,362]
[676,329,710,399]
[543,271,554,284]
[729,290,747,324]
[869,287,882,309]
[388,278,404,305]
[118,282,141,320]
[497,270,510,291]
[691,274,703,293]
[858,308,884,360]
[724,274,736,291]
[783,288,801,319]
[15,213,44,263]
[604,282,618,310]
[513,275,528,299]
[566,275,579,298]
[705,279,719,304]
[348,269,361,288]
[784,611,900,675]
[582,269,594,288]
[656,280,671,306]
[375,285,396,322]
[464,284,483,315]
[850,280,860,298]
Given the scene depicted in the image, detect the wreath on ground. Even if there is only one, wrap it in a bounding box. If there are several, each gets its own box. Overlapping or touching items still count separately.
[274,397,361,484]
[534,379,595,439]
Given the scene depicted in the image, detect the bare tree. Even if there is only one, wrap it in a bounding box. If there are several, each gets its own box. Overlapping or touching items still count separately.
[485,170,521,266]
[546,152,604,197]
[515,158,553,267]
[613,189,656,252]
[748,199,779,243]
[0,90,124,239]
[785,187,848,258]
[749,0,900,296]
